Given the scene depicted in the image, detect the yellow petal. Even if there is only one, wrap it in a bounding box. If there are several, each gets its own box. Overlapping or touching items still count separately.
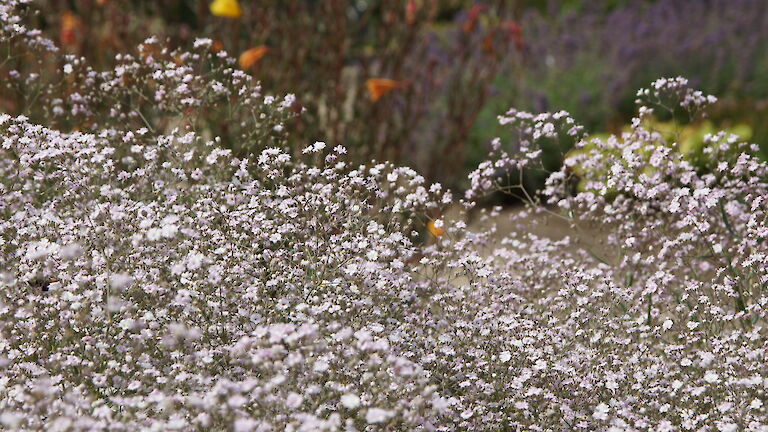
[210,0,242,19]
[239,45,269,70]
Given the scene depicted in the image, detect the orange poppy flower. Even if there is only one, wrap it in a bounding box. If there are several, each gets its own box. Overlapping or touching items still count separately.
[366,78,405,102]
[59,11,79,46]
[239,45,269,70]
[210,0,242,19]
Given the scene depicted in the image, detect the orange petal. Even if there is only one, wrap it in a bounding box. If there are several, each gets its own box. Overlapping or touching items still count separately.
[59,11,79,46]
[239,45,269,70]
[366,78,404,102]
[211,40,224,54]
[427,220,445,237]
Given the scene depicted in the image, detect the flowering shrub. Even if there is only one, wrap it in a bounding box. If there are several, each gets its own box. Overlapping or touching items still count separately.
[2,2,768,431]
[468,76,768,430]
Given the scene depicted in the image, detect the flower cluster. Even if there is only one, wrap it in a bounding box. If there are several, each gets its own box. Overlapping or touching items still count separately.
[2,1,768,430]
[0,107,458,430]
[0,0,56,53]
[470,76,768,431]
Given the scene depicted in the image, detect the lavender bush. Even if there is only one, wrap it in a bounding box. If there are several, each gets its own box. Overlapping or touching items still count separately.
[497,0,768,131]
[2,2,768,431]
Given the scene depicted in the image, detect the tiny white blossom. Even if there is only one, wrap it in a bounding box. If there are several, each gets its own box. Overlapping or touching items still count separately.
[340,393,360,409]
[366,408,394,424]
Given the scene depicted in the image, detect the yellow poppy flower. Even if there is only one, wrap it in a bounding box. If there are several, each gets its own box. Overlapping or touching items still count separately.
[210,0,242,19]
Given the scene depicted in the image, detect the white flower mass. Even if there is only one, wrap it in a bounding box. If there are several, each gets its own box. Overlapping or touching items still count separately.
[1,1,768,430]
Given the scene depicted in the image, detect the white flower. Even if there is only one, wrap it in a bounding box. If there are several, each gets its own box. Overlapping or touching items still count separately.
[233,418,258,432]
[186,252,206,270]
[717,402,733,414]
[59,243,83,260]
[118,318,135,330]
[25,240,57,260]
[593,403,609,421]
[160,224,178,238]
[0,412,24,429]
[704,371,720,384]
[313,360,329,373]
[340,393,360,409]
[193,38,213,48]
[109,273,133,291]
[285,392,303,409]
[302,141,327,154]
[146,228,162,241]
[366,408,394,424]
[717,423,738,432]
[499,351,512,363]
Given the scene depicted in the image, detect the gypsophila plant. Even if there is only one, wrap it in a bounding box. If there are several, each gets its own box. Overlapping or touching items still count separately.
[466,76,768,431]
[2,1,768,430]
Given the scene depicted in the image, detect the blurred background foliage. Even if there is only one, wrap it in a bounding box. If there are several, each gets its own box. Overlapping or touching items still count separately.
[3,0,768,191]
